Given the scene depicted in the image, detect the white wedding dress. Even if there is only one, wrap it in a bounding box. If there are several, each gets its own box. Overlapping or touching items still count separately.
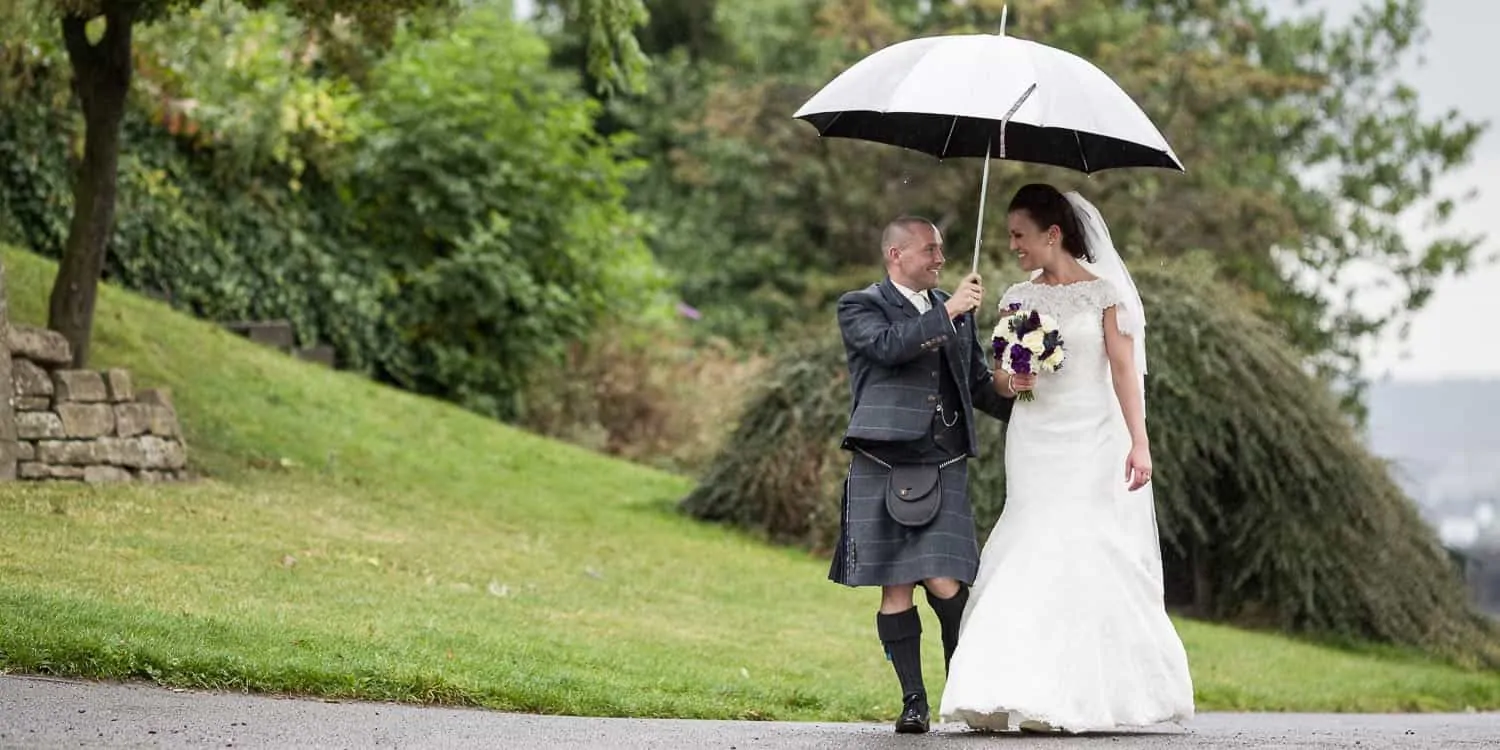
[938,277,1195,733]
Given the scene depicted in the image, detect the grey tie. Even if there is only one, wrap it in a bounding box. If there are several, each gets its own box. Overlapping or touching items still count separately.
[911,292,930,313]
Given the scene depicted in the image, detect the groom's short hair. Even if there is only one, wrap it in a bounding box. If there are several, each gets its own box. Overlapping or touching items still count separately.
[882,215,938,254]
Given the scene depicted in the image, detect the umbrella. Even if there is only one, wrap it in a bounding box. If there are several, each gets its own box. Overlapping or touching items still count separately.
[792,7,1181,271]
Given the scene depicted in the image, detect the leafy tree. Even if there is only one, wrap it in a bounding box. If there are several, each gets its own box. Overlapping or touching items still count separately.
[40,0,650,367]
[611,0,1487,408]
[350,4,668,419]
[531,0,652,96]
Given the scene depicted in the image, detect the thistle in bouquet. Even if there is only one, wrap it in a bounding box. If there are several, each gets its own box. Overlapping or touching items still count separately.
[992,302,1065,402]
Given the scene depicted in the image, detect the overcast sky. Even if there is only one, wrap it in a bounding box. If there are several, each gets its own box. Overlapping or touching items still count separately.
[513,0,1495,381]
[1272,0,1498,383]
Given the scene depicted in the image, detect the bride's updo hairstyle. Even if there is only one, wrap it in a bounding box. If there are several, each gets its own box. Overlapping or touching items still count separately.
[1007,183,1093,262]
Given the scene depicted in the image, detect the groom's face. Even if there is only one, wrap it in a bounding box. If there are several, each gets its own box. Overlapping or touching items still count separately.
[890,224,945,291]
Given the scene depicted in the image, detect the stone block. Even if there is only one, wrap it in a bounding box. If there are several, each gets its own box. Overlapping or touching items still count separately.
[16,440,34,461]
[295,344,336,368]
[147,404,180,438]
[16,411,65,440]
[115,403,151,437]
[0,300,11,481]
[54,435,181,470]
[137,387,174,411]
[57,403,115,439]
[104,368,134,402]
[33,439,102,466]
[12,358,51,397]
[15,396,51,411]
[132,436,186,470]
[224,320,295,350]
[52,370,107,402]
[84,465,132,483]
[18,462,85,480]
[0,440,14,481]
[8,325,72,367]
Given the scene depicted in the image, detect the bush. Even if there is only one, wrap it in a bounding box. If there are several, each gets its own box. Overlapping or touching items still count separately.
[519,318,768,474]
[343,5,670,419]
[680,258,1500,668]
[0,95,395,374]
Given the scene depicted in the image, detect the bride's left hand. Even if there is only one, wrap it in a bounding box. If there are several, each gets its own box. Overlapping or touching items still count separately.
[1125,443,1152,491]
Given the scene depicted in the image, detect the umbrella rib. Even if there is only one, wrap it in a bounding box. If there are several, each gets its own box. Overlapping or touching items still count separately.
[940,116,959,159]
[1075,130,1089,173]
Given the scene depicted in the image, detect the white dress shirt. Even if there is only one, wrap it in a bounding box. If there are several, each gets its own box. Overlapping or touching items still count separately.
[892,280,933,313]
[892,280,957,331]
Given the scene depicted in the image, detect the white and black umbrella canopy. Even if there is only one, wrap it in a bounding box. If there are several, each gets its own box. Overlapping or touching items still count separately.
[793,33,1183,174]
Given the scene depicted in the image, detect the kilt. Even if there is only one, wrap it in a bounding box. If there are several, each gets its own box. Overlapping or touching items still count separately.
[828,450,980,587]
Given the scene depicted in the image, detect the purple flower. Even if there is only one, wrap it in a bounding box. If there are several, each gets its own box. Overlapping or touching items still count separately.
[1009,346,1033,375]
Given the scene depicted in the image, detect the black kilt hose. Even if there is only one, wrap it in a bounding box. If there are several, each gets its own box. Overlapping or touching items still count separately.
[828,451,979,587]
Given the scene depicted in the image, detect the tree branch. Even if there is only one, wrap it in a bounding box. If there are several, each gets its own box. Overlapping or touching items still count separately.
[59,13,96,71]
[101,1,141,69]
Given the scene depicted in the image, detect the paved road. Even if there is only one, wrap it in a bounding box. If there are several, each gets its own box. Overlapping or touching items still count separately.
[3,674,1498,748]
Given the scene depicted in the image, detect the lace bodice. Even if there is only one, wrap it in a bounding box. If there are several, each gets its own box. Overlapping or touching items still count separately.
[997,278,1124,417]
[998,278,1123,322]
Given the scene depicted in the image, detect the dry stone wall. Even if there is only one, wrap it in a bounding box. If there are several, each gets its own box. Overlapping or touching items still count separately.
[5,324,188,483]
[0,260,13,481]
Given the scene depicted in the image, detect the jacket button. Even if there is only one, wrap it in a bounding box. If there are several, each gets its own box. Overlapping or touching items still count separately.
[931,371,939,379]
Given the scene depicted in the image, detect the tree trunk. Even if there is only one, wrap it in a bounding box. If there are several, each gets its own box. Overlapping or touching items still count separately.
[49,3,137,368]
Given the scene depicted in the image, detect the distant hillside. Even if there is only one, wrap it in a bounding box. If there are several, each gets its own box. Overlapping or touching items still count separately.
[1366,378,1500,548]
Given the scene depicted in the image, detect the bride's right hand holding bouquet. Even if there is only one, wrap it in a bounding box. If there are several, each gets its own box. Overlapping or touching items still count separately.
[992,302,1065,402]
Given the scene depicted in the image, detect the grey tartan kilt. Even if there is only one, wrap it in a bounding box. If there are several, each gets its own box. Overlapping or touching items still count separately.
[828,450,980,587]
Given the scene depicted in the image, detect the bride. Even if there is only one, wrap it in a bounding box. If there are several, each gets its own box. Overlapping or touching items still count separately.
[938,184,1195,733]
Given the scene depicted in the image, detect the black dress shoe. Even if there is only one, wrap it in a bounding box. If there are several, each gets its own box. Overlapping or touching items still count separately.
[894,692,930,733]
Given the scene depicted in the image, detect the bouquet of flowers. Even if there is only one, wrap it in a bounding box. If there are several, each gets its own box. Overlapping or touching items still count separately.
[992,303,1065,402]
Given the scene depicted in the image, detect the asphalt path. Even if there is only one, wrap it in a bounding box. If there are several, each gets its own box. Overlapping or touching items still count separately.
[3,675,1498,748]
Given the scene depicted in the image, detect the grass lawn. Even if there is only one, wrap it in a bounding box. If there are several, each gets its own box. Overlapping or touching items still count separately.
[2,246,1498,720]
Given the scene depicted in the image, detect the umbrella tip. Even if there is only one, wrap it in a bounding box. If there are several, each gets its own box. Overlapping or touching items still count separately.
[1000,5,1008,36]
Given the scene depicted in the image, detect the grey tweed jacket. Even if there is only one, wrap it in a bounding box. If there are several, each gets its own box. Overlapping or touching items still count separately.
[837,277,1014,457]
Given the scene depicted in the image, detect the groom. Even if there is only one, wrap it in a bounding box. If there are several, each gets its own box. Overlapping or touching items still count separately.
[830,216,1025,733]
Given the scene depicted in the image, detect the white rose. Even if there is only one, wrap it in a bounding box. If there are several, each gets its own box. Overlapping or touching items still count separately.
[1021,329,1046,352]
